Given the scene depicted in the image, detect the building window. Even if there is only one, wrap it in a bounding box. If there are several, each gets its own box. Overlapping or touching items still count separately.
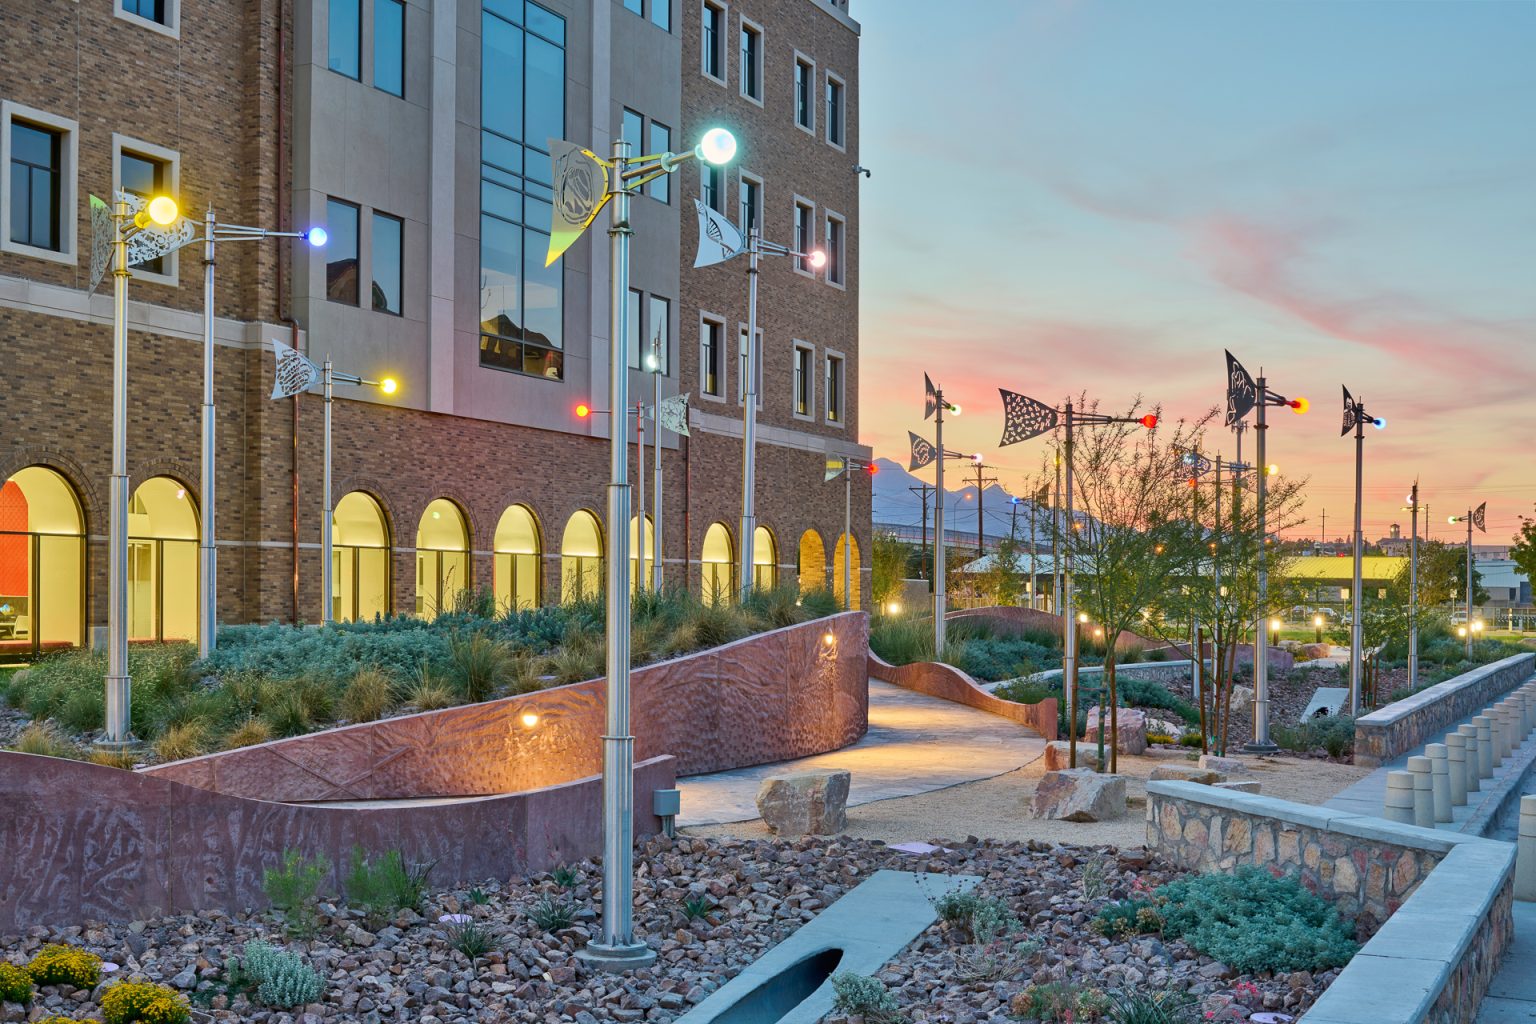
[738,326,762,408]
[374,0,405,97]
[738,173,760,237]
[701,162,723,213]
[826,352,845,424]
[793,342,814,418]
[621,108,644,158]
[701,1,725,81]
[825,211,845,286]
[116,0,178,34]
[371,211,403,314]
[479,0,567,380]
[328,0,362,79]
[651,0,670,32]
[8,122,61,252]
[326,198,361,305]
[700,316,723,398]
[794,55,815,132]
[826,72,845,148]
[793,198,814,274]
[628,292,671,371]
[648,121,671,203]
[626,287,644,369]
[740,19,762,102]
[649,295,671,373]
[624,0,643,12]
[118,149,170,276]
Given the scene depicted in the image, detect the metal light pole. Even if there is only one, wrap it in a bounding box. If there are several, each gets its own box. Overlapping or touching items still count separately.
[1341,386,1384,714]
[650,341,665,590]
[913,377,963,653]
[1404,483,1420,690]
[1450,502,1487,658]
[843,465,853,608]
[636,398,646,593]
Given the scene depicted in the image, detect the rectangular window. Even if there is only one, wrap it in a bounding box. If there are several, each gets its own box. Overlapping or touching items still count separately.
[793,199,814,274]
[794,56,814,131]
[649,295,671,373]
[826,73,845,147]
[740,20,762,101]
[648,121,671,203]
[621,108,644,158]
[119,150,168,274]
[9,122,61,252]
[326,198,360,304]
[738,326,762,408]
[328,0,362,79]
[122,0,167,23]
[701,1,725,81]
[700,316,723,397]
[626,287,644,369]
[651,0,670,32]
[624,0,643,12]
[374,0,405,97]
[793,342,813,418]
[738,173,760,237]
[825,212,845,286]
[826,353,845,424]
[371,211,403,314]
[701,163,723,213]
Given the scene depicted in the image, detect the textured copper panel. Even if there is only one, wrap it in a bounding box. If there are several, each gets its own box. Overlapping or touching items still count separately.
[868,651,1056,741]
[0,750,674,931]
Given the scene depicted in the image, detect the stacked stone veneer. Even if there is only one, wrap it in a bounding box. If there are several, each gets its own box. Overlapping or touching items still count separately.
[1027,660,1199,689]
[1355,653,1536,767]
[1147,781,1514,1024]
[867,652,1056,740]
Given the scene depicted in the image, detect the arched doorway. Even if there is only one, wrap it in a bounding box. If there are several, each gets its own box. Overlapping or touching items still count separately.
[753,526,777,591]
[833,533,861,610]
[0,467,85,660]
[560,510,604,603]
[628,515,655,594]
[416,499,469,618]
[129,476,198,643]
[333,491,390,622]
[797,529,826,594]
[494,504,541,612]
[701,522,734,606]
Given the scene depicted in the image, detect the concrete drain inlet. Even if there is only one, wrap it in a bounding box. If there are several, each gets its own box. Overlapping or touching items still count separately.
[676,870,980,1024]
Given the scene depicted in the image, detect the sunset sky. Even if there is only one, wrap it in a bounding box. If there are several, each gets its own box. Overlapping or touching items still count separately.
[857,0,1535,544]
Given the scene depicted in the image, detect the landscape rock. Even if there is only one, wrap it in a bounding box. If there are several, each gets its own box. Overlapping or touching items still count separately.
[1147,765,1224,785]
[1198,755,1253,777]
[1029,768,1127,822]
[1042,740,1102,772]
[1229,685,1255,716]
[1082,706,1148,756]
[1214,780,1261,794]
[756,769,850,835]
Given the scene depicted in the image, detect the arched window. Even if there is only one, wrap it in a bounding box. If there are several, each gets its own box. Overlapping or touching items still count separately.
[701,522,734,606]
[128,476,199,643]
[628,515,655,595]
[753,526,777,591]
[333,491,391,622]
[0,467,85,660]
[560,510,604,603]
[494,504,542,612]
[833,532,861,610]
[797,529,826,594]
[416,499,469,619]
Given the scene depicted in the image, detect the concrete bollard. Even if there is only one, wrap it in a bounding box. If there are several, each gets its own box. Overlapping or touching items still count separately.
[1460,725,1482,793]
[1446,731,1468,806]
[1384,770,1417,825]
[1406,756,1435,828]
[1488,710,1507,764]
[1520,691,1533,737]
[1502,703,1520,755]
[1475,716,1495,777]
[1518,795,1536,902]
[1426,743,1452,823]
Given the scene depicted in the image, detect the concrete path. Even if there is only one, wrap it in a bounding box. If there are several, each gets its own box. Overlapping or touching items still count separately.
[676,679,1047,826]
[1477,901,1536,1023]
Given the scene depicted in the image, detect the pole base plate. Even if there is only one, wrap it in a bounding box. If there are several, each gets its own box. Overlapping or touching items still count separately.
[93,736,141,753]
[576,940,657,973]
[1241,740,1279,754]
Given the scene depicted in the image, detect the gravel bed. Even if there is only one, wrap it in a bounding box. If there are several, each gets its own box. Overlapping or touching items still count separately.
[1,835,1340,1024]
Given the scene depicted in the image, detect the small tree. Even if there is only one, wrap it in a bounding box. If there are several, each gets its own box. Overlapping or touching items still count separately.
[871,531,911,611]
[1512,510,1536,592]
[980,536,1026,607]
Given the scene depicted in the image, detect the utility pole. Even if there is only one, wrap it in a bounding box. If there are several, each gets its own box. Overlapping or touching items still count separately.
[972,457,997,560]
[1320,508,1325,550]
[910,483,935,581]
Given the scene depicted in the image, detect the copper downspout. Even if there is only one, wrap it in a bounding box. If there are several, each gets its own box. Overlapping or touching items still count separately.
[683,434,691,592]
[276,0,301,623]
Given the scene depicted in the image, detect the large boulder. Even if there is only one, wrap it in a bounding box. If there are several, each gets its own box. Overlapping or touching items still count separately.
[1199,754,1254,777]
[1229,685,1255,717]
[1029,768,1127,822]
[1148,764,1225,785]
[1083,706,1148,756]
[1043,740,1103,772]
[756,770,850,836]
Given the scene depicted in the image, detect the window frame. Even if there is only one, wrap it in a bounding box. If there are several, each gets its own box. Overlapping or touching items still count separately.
[737,323,763,410]
[792,340,815,421]
[700,0,729,85]
[698,311,726,402]
[110,134,181,286]
[825,69,847,150]
[738,15,764,106]
[1,102,79,266]
[700,161,724,214]
[823,208,846,290]
[824,349,846,427]
[115,0,180,39]
[738,170,762,240]
[648,119,672,203]
[327,0,363,81]
[791,195,816,278]
[648,294,672,375]
[324,197,363,307]
[792,52,816,135]
[373,0,406,98]
[650,0,672,32]
[370,209,404,315]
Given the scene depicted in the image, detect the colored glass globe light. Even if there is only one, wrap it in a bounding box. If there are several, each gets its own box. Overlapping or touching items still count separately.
[1139,414,1158,429]
[696,128,737,166]
[576,403,591,418]
[146,195,179,226]
[809,249,828,269]
[305,226,329,247]
[1372,417,1387,429]
[380,377,399,395]
[1290,397,1309,414]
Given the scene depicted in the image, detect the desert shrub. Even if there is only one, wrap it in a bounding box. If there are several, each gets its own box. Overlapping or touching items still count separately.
[946,636,1055,682]
[447,631,513,703]
[830,971,902,1023]
[100,982,191,1024]
[544,641,604,685]
[741,584,809,630]
[240,941,323,1008]
[9,721,81,759]
[550,863,579,889]
[153,720,209,762]
[798,588,840,617]
[1178,730,1205,748]
[1144,646,1171,663]
[0,962,34,1004]
[1091,898,1162,938]
[407,673,456,711]
[1016,982,1111,1022]
[869,615,934,666]
[444,917,493,959]
[1114,677,1199,726]
[262,849,330,938]
[339,667,395,722]
[27,944,103,987]
[87,748,139,769]
[1147,731,1177,745]
[221,716,274,750]
[993,679,1053,705]
[1273,715,1355,758]
[345,848,433,924]
[929,887,982,928]
[681,895,712,920]
[527,895,576,932]
[1107,988,1197,1024]
[1156,868,1358,973]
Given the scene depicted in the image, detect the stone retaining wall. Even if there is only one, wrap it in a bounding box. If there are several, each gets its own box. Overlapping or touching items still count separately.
[947,606,1155,652]
[867,653,1056,740]
[1147,781,1513,1024]
[1026,660,1198,689]
[1354,653,1536,767]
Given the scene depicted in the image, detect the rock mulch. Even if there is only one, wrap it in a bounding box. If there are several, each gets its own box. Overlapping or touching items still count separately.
[0,835,1338,1024]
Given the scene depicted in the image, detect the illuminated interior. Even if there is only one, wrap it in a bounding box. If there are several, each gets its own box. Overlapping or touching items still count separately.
[333,491,390,622]
[833,532,861,610]
[0,466,85,659]
[560,509,604,603]
[494,504,542,612]
[797,529,826,594]
[753,525,777,591]
[416,498,469,619]
[701,522,734,606]
[128,476,199,643]
[628,515,655,594]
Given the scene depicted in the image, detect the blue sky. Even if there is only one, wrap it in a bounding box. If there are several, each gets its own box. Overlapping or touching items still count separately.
[858,0,1536,541]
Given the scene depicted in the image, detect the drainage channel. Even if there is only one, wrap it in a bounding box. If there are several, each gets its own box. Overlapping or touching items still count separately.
[676,869,980,1024]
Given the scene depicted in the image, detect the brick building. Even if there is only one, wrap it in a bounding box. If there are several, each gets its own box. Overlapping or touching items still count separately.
[0,0,866,660]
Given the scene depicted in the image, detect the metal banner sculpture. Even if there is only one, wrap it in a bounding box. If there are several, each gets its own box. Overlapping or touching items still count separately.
[1473,502,1487,532]
[924,373,939,421]
[998,388,1060,446]
[545,140,611,267]
[1224,350,1256,428]
[908,431,937,471]
[691,199,745,268]
[658,392,691,437]
[270,339,322,399]
[1341,385,1359,436]
[88,191,194,293]
[824,456,847,482]
[88,195,113,293]
[1178,451,1213,480]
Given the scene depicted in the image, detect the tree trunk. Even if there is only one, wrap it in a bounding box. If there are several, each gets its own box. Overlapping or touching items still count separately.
[1195,627,1209,755]
[1106,643,1120,774]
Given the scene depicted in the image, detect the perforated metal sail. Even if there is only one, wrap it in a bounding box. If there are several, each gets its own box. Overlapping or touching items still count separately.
[1340,385,1358,437]
[998,389,1059,447]
[1473,502,1487,532]
[1177,452,1212,480]
[269,339,322,399]
[658,393,691,436]
[1224,350,1257,428]
[908,431,937,472]
[691,199,745,269]
[88,195,113,294]
[825,457,847,482]
[924,374,938,421]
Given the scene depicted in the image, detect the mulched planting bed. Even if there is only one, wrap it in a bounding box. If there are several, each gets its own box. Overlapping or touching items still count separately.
[0,835,1343,1024]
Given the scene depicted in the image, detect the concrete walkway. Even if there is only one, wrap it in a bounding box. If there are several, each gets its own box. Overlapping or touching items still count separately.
[1477,901,1536,1023]
[676,679,1047,826]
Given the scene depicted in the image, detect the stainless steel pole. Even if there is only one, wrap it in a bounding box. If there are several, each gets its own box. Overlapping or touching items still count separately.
[738,231,761,602]
[198,208,217,658]
[1052,454,1061,616]
[934,395,947,654]
[1063,404,1077,766]
[1409,482,1419,690]
[636,400,646,593]
[103,199,133,747]
[843,468,852,610]
[1350,415,1365,714]
[321,360,334,625]
[1190,460,1200,702]
[1248,379,1275,751]
[1466,516,1474,659]
[652,353,663,591]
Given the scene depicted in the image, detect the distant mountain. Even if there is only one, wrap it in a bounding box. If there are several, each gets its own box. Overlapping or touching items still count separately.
[872,457,1053,549]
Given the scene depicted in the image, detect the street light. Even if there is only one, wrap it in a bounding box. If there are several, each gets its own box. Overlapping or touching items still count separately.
[907,376,964,652]
[1402,484,1422,689]
[1340,386,1385,714]
[545,126,735,971]
[1448,503,1487,659]
[1314,614,1324,644]
[825,457,875,610]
